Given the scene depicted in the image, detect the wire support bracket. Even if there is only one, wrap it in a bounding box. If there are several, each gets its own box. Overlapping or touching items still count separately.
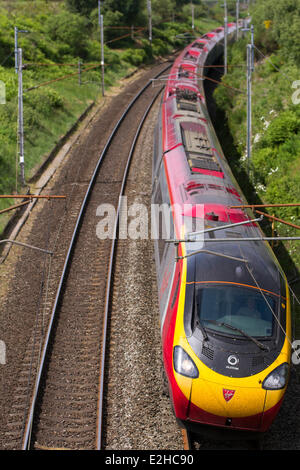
[0,239,53,255]
[0,195,66,199]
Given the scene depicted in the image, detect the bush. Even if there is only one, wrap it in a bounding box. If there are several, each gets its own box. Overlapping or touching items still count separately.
[121,48,147,66]
[260,110,300,147]
[24,88,64,116]
[264,171,300,215]
[44,10,89,59]
[152,38,170,57]
[252,147,275,183]
[0,66,18,101]
[251,0,300,66]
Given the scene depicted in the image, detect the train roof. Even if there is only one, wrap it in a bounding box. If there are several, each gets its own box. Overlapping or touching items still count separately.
[160,22,284,298]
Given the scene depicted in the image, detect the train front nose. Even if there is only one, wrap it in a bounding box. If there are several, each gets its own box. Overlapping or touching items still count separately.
[188,378,267,431]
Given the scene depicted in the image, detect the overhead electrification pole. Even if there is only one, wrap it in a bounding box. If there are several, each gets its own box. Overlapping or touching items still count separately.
[241,22,255,175]
[236,0,239,40]
[78,60,81,85]
[14,26,29,73]
[242,22,255,67]
[14,26,18,73]
[98,1,105,96]
[100,14,105,96]
[147,0,152,44]
[17,48,25,186]
[223,0,228,74]
[191,2,195,30]
[250,24,254,71]
[246,43,252,176]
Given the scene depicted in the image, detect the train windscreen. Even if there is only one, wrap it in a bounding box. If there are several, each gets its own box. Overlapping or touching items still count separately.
[196,284,276,338]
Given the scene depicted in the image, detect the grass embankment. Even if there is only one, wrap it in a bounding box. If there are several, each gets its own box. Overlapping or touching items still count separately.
[0,0,222,233]
[212,11,300,315]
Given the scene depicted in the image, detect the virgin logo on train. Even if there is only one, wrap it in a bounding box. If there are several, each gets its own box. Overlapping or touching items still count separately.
[223,389,235,402]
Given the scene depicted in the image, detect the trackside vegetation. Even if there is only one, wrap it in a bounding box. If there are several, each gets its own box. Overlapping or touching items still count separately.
[0,0,226,230]
[213,0,300,294]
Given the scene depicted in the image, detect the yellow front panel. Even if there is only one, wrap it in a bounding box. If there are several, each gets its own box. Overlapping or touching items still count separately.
[190,376,266,418]
[172,235,292,420]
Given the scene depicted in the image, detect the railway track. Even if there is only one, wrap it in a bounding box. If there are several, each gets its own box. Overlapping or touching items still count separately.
[2,63,170,451]
[1,44,299,454]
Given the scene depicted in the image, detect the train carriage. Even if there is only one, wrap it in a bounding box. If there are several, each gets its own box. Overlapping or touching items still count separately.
[152,23,292,436]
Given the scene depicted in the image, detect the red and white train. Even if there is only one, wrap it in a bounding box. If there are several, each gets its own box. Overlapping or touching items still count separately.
[152,23,292,437]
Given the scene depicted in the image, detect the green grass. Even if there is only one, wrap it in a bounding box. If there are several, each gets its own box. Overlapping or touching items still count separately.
[29,82,97,147]
[0,72,100,230]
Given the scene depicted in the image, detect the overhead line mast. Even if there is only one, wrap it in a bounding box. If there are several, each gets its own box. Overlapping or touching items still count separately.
[98,0,105,97]
[17,48,25,186]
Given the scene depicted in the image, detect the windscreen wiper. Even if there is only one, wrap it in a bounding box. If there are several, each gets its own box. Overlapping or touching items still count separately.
[194,289,209,342]
[204,319,269,351]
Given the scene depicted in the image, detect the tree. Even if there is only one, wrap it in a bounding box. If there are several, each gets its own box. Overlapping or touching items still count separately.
[66,0,98,17]
[102,0,145,26]
[44,10,89,58]
[251,0,300,65]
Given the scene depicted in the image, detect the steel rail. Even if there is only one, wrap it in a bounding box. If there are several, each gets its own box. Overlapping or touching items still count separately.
[96,84,164,450]
[20,64,170,450]
[181,428,192,450]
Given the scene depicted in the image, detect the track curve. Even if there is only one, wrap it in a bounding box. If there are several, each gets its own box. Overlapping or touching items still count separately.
[1,63,170,451]
[27,76,167,451]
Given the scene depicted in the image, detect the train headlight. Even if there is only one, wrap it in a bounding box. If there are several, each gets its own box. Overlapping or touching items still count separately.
[173,345,199,379]
[262,363,289,390]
